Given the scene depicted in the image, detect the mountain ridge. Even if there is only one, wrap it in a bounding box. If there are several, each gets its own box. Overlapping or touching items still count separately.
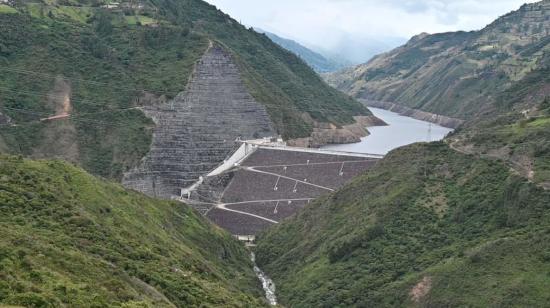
[256,142,550,307]
[325,0,550,120]
[255,28,349,73]
[257,2,550,306]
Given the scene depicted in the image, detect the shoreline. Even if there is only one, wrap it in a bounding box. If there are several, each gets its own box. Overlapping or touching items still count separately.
[359,99,464,129]
[287,114,388,148]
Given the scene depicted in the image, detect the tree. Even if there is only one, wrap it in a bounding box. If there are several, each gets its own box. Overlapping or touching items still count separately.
[94,10,113,36]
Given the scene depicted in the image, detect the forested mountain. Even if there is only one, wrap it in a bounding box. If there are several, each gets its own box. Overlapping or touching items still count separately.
[256,29,349,73]
[0,155,265,307]
[325,0,550,119]
[257,2,550,307]
[256,142,550,307]
[0,0,369,180]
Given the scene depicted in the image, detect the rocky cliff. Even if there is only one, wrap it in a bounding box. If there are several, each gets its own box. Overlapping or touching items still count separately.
[123,45,275,199]
[287,115,387,148]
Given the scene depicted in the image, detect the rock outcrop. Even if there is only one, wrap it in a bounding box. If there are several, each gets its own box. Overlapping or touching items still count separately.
[287,115,387,148]
[123,45,275,199]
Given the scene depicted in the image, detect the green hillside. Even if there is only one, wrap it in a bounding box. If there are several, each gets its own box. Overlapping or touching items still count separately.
[0,0,368,179]
[257,3,550,306]
[449,99,550,188]
[446,50,550,187]
[0,155,265,307]
[256,143,550,307]
[325,0,550,119]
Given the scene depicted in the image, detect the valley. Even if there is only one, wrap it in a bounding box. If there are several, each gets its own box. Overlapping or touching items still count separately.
[1,0,549,307]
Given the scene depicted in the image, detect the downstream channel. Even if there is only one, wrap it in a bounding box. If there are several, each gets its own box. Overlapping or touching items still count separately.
[323,107,454,154]
[251,252,277,306]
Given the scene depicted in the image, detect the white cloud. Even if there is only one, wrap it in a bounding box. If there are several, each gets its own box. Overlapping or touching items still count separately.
[205,0,538,62]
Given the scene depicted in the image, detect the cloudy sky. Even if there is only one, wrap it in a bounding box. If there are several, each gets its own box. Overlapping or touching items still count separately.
[205,0,537,63]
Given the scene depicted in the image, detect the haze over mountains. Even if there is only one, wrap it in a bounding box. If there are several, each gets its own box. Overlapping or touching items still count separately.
[254,28,351,73]
[206,0,536,65]
[325,0,550,120]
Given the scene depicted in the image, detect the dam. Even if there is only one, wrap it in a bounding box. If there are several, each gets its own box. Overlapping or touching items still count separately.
[182,139,382,235]
[119,42,386,236]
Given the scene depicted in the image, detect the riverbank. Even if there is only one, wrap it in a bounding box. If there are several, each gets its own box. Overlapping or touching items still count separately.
[323,107,453,154]
[359,99,464,129]
[287,114,387,148]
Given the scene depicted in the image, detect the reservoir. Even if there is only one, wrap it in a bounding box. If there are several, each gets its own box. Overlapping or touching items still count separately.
[323,107,454,155]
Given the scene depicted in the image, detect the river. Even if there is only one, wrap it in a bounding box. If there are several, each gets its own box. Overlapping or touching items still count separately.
[251,252,277,306]
[323,107,454,155]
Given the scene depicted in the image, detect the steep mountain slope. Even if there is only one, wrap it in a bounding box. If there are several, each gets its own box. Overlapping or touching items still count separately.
[121,45,275,199]
[325,0,550,119]
[256,143,550,307]
[256,29,348,73]
[0,155,265,307]
[449,96,550,188]
[256,5,550,306]
[0,0,369,180]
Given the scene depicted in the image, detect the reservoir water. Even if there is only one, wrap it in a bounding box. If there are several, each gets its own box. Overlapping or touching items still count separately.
[323,107,454,155]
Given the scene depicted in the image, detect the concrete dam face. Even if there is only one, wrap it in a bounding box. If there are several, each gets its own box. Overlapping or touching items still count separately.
[123,45,275,199]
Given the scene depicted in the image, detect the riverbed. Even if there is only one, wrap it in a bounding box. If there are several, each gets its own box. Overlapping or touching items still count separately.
[323,107,454,155]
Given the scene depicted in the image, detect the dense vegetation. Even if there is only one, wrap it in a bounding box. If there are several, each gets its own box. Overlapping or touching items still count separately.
[325,0,550,119]
[449,99,550,187]
[0,155,265,307]
[256,143,550,307]
[0,0,368,179]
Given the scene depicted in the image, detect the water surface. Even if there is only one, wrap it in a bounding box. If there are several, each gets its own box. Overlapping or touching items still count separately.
[323,107,454,155]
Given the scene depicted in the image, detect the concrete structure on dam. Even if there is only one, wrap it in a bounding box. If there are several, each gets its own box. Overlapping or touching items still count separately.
[185,142,382,236]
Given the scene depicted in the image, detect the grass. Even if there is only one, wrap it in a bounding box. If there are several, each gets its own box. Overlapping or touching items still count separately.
[125,15,157,26]
[255,142,550,307]
[55,5,93,23]
[460,104,550,185]
[0,4,17,14]
[0,155,266,307]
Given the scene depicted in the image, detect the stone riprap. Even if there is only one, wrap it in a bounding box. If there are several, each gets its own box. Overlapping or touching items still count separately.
[123,46,275,199]
[200,148,379,235]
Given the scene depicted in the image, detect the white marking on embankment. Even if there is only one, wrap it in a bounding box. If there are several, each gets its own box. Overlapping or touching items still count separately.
[243,166,335,192]
[216,204,279,224]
